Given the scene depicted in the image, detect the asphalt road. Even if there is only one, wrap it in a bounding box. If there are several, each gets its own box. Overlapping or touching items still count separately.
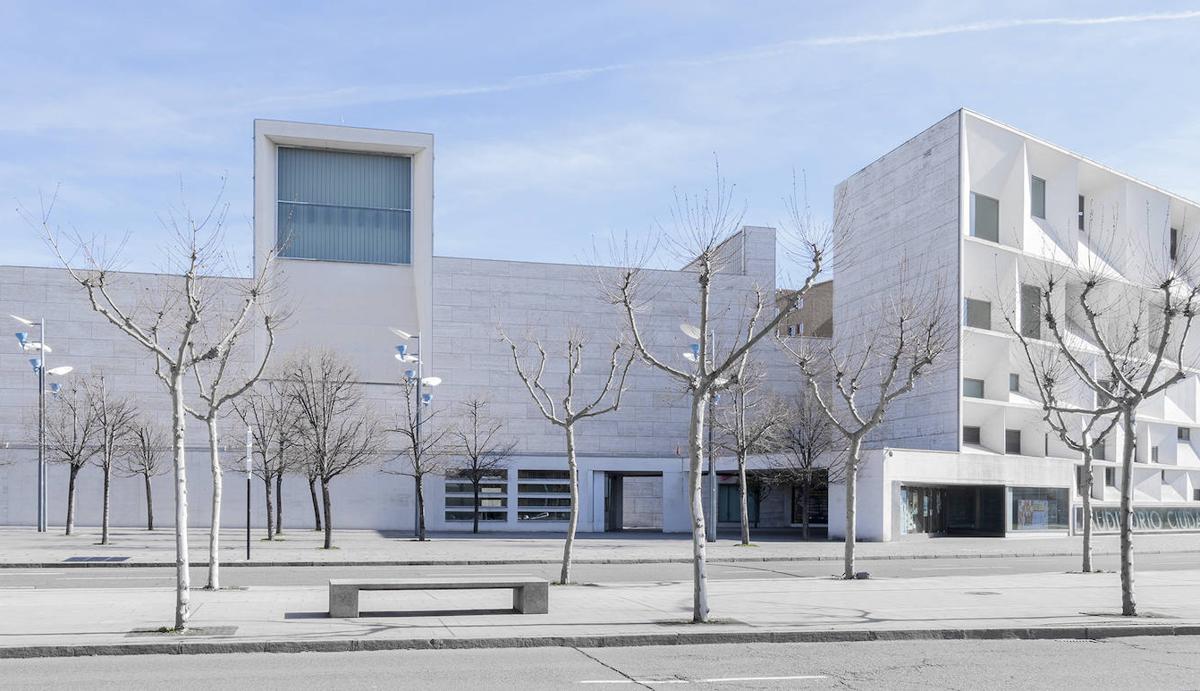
[0,551,1197,589]
[3,637,1199,689]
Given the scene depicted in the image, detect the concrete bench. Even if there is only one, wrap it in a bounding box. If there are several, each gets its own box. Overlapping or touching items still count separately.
[328,576,549,618]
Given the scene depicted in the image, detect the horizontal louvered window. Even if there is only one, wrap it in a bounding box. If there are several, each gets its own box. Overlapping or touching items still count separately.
[276,147,412,264]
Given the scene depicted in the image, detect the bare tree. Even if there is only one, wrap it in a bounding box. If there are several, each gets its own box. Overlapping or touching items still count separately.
[235,380,298,540]
[120,421,168,530]
[286,349,383,549]
[1013,209,1200,615]
[603,171,829,622]
[41,380,98,535]
[712,361,788,545]
[781,269,952,580]
[502,329,632,584]
[187,309,278,589]
[40,188,276,630]
[770,393,843,540]
[388,375,453,541]
[87,376,138,545]
[451,398,517,535]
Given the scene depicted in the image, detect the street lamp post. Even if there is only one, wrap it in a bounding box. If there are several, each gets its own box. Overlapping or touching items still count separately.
[391,328,442,538]
[245,426,252,561]
[13,314,71,534]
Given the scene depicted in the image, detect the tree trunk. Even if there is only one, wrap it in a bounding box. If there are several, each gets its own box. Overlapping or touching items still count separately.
[65,464,80,536]
[560,424,579,585]
[1081,444,1094,574]
[275,472,284,537]
[308,476,322,532]
[263,476,275,540]
[688,392,709,623]
[321,479,333,549]
[100,457,112,545]
[472,479,481,534]
[843,437,861,580]
[1119,408,1137,615]
[170,374,191,631]
[416,474,428,542]
[205,416,222,591]
[144,472,154,531]
[801,477,811,540]
[737,452,751,545]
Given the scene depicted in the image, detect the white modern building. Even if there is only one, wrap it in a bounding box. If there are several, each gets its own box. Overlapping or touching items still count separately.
[834,109,1200,541]
[0,120,808,535]
[3,110,1200,541]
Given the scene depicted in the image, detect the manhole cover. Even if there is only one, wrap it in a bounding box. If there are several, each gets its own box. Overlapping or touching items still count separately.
[65,556,130,563]
[127,626,238,637]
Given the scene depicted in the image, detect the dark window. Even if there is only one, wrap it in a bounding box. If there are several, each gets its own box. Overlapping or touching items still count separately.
[791,472,829,525]
[1005,429,1022,454]
[445,511,507,522]
[1078,194,1086,231]
[1152,446,1160,463]
[1180,427,1192,442]
[1031,176,1046,219]
[1105,467,1116,487]
[1075,466,1089,494]
[1020,284,1041,339]
[963,378,985,399]
[1194,489,1200,501]
[1171,227,1180,262]
[518,470,570,480]
[1091,440,1106,461]
[964,298,992,330]
[1009,373,1020,392]
[445,496,507,508]
[517,497,571,507]
[1097,380,1116,407]
[1161,470,1168,483]
[963,426,982,445]
[970,192,1000,242]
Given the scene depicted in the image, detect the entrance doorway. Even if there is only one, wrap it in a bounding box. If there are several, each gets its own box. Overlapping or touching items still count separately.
[604,472,663,531]
[900,484,1005,537]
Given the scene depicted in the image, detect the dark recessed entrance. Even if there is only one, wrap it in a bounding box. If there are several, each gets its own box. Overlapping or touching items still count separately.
[900,484,1004,537]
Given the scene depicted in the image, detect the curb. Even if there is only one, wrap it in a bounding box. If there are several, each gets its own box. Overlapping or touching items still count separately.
[2,548,1199,569]
[1,624,1199,659]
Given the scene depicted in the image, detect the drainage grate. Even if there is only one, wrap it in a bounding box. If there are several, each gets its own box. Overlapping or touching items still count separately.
[127,626,238,637]
[65,556,130,562]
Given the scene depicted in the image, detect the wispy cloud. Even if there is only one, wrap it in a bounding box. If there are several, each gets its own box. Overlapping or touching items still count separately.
[261,9,1200,112]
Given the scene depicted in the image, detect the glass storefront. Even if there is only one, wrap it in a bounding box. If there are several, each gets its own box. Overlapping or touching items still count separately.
[900,486,947,535]
[901,484,1006,537]
[1010,487,1069,531]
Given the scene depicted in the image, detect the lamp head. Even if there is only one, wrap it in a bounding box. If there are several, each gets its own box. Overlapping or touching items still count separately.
[421,392,433,405]
[15,332,28,347]
[389,327,414,340]
[689,343,700,357]
[404,369,416,380]
[29,357,40,373]
[49,382,61,395]
[395,344,408,356]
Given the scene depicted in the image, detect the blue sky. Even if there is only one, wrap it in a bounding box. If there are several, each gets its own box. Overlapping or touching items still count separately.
[3,2,1200,283]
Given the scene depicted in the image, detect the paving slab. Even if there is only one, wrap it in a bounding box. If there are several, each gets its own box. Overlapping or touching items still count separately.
[1,526,1198,568]
[1,568,1199,657]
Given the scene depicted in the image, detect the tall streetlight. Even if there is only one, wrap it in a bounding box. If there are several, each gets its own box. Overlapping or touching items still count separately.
[390,328,442,537]
[681,323,723,543]
[245,426,253,561]
[13,314,72,533]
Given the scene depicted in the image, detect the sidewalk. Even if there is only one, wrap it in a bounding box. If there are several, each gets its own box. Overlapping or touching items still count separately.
[0,526,1198,567]
[1,569,1199,657]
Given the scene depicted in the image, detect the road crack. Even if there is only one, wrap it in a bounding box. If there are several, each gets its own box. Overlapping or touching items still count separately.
[571,646,654,689]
